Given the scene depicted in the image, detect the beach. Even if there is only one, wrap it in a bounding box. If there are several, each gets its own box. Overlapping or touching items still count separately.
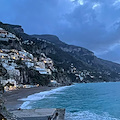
[3,86,56,110]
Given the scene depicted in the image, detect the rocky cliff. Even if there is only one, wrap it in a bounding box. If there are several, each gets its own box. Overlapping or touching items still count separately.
[32,34,120,82]
[1,21,120,84]
[1,21,120,120]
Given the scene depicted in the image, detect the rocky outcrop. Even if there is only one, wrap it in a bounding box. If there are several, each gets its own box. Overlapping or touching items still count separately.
[0,82,14,120]
[17,67,51,86]
[0,22,24,35]
[0,38,22,51]
[0,65,7,77]
[12,25,24,33]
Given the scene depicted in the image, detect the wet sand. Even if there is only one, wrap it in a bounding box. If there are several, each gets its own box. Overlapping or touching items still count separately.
[3,86,56,110]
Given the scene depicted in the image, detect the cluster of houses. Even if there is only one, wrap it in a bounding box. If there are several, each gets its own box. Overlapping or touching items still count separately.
[75,69,104,82]
[0,49,54,74]
[0,28,19,42]
[0,48,56,91]
[1,78,40,91]
[75,70,91,81]
[70,63,98,81]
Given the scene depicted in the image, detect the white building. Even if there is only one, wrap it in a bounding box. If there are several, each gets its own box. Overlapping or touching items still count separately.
[9,52,19,60]
[79,75,84,81]
[25,61,34,68]
[27,53,33,60]
[1,49,10,53]
[0,28,8,38]
[3,78,17,91]
[46,69,52,75]
[0,53,9,59]
[50,80,60,86]
[44,58,53,64]
[2,63,20,78]
[7,33,16,38]
[0,38,9,42]
[36,62,45,69]
[1,78,16,86]
[35,66,48,74]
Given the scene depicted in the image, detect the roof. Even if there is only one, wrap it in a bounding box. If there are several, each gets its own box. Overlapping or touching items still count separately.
[0,29,7,33]
[0,53,8,56]
[0,28,4,30]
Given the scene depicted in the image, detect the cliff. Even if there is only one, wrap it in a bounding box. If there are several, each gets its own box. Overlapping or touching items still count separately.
[32,34,120,82]
[0,21,120,120]
[1,22,120,85]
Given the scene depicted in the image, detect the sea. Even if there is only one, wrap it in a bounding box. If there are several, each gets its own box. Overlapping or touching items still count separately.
[20,82,120,120]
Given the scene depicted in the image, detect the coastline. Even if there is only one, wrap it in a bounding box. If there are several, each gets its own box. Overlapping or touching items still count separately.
[3,86,56,110]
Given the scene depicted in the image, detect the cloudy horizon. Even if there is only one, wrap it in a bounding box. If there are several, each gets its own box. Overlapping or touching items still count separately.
[0,0,120,63]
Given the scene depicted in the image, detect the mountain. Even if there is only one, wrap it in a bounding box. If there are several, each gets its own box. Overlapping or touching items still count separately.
[1,23,120,119]
[0,22,73,86]
[1,21,120,83]
[32,34,120,82]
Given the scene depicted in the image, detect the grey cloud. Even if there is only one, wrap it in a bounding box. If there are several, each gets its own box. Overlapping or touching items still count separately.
[98,44,120,63]
[0,0,120,63]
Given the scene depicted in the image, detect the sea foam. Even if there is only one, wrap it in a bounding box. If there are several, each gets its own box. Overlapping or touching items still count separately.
[20,101,32,109]
[65,111,120,120]
[20,85,73,109]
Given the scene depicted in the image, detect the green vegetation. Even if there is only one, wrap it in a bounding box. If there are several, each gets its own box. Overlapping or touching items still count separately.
[28,69,50,86]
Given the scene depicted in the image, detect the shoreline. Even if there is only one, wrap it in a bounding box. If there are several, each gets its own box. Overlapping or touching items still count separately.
[3,86,57,111]
[4,82,115,111]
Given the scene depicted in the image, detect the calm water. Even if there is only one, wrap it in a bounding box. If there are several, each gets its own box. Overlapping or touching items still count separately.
[21,82,120,120]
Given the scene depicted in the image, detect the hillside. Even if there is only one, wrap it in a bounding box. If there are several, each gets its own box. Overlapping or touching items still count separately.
[32,34,120,82]
[0,21,120,84]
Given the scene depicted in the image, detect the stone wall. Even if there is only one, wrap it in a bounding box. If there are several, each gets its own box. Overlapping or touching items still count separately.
[11,108,65,120]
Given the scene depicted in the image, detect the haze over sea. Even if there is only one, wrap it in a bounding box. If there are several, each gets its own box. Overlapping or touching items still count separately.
[20,82,120,120]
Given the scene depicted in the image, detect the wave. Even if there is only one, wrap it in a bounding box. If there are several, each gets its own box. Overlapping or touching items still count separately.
[20,85,73,109]
[65,111,120,120]
[20,101,32,109]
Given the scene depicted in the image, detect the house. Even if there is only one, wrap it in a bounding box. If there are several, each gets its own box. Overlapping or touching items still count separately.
[7,33,16,38]
[79,75,84,81]
[19,51,26,56]
[34,57,38,62]
[36,62,45,69]
[0,38,9,42]
[0,28,8,37]
[50,80,60,87]
[51,80,57,84]
[0,50,3,53]
[41,53,46,58]
[0,53,9,59]
[44,58,53,64]
[19,51,33,61]
[25,61,34,68]
[9,52,19,60]
[27,53,33,60]
[1,78,16,86]
[46,69,52,75]
[0,58,9,64]
[35,66,47,74]
[1,49,10,53]
[10,49,18,53]
[90,76,95,79]
[2,63,19,78]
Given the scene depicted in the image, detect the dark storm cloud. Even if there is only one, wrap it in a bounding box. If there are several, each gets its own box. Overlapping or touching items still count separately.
[0,0,120,63]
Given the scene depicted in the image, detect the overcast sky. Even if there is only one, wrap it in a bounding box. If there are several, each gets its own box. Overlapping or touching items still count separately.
[0,0,120,63]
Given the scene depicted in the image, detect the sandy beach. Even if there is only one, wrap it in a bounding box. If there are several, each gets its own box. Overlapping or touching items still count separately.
[3,86,56,110]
